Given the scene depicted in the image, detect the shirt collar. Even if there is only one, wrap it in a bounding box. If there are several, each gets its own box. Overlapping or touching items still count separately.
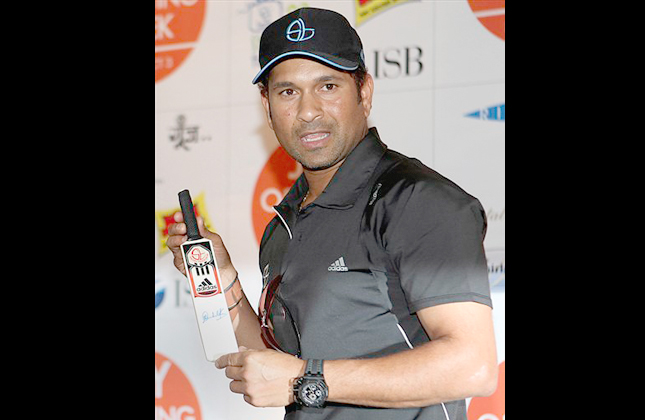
[275,127,387,215]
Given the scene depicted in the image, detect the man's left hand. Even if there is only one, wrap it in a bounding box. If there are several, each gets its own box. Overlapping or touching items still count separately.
[215,347,306,407]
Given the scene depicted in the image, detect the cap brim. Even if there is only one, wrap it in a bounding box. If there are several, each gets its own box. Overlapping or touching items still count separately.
[252,51,359,84]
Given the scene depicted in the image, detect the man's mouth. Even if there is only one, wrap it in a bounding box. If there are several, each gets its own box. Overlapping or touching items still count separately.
[300,132,330,143]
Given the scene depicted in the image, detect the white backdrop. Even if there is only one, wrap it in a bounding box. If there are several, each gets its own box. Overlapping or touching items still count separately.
[155,1,505,419]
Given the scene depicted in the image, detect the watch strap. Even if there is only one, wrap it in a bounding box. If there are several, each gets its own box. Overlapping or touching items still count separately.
[306,359,324,377]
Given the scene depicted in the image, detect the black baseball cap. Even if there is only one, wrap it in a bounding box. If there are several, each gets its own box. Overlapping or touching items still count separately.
[252,7,366,84]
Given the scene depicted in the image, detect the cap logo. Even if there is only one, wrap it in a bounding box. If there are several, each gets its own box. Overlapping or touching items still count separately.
[286,18,315,42]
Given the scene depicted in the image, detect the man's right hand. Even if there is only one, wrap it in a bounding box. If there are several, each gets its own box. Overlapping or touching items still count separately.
[166,212,237,285]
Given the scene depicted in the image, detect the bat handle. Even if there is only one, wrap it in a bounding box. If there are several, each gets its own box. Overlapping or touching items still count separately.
[178,189,202,241]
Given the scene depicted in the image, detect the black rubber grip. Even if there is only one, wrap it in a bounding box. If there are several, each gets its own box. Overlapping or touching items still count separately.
[178,189,202,240]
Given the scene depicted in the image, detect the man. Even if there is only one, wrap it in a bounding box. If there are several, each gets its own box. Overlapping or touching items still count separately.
[167,7,497,420]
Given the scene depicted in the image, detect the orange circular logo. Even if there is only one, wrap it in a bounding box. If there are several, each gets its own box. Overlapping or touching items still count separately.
[252,147,302,244]
[467,361,505,420]
[155,0,207,83]
[468,0,505,41]
[155,351,202,420]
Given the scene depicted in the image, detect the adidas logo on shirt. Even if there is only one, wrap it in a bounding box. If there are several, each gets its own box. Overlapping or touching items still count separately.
[328,257,349,272]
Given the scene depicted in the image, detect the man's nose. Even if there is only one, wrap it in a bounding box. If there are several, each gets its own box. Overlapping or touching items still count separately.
[296,92,323,123]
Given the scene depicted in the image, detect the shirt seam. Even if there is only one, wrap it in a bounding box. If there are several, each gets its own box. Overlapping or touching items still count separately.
[408,292,493,312]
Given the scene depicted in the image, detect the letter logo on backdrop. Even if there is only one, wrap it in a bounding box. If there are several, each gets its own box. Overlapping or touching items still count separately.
[286,18,315,42]
[155,351,202,420]
[155,0,207,83]
[465,104,505,122]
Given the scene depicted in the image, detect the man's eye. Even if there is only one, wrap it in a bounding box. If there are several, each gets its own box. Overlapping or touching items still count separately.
[280,89,295,96]
[322,84,336,91]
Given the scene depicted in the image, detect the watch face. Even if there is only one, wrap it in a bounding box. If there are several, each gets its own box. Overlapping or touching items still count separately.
[298,380,328,407]
[302,383,322,404]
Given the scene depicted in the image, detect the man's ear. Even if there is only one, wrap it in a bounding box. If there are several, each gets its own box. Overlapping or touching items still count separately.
[260,89,274,131]
[360,73,374,119]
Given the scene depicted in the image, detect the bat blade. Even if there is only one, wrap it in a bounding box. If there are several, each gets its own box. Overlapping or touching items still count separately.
[178,190,238,361]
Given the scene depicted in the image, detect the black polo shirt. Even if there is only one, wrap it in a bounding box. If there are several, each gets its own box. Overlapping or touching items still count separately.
[259,127,492,420]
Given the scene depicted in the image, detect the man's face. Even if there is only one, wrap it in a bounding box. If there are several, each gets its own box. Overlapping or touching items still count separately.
[260,58,373,171]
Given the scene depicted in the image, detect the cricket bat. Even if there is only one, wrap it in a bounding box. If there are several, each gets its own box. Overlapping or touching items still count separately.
[178,189,238,361]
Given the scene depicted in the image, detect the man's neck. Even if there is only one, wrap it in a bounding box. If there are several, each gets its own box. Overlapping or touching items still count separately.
[301,126,370,207]
[301,159,344,206]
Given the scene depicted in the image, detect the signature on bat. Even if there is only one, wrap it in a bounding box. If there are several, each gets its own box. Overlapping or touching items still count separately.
[202,308,226,323]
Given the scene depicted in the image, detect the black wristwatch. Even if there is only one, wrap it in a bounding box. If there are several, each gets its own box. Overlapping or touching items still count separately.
[293,359,329,408]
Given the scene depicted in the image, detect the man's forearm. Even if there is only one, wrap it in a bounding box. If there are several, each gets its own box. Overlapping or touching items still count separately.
[222,271,266,350]
[324,337,497,408]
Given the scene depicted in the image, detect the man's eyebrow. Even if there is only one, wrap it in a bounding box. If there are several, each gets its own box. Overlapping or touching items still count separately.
[315,75,342,83]
[271,75,344,90]
[271,81,296,90]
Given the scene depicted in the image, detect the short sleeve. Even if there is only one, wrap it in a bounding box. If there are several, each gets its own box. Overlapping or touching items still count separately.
[384,176,492,313]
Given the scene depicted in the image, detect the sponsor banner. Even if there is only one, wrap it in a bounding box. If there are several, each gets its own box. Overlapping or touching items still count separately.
[357,0,432,93]
[355,0,417,26]
[155,1,231,111]
[155,351,202,420]
[468,0,505,41]
[155,0,207,83]
[155,191,214,256]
